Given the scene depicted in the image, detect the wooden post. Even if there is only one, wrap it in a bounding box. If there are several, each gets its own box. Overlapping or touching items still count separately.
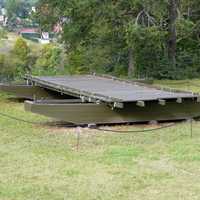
[76,127,82,151]
[190,119,193,138]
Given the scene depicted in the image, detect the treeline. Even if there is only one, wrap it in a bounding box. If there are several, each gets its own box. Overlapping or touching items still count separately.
[2,0,37,18]
[3,0,38,29]
[0,37,63,81]
[35,0,200,79]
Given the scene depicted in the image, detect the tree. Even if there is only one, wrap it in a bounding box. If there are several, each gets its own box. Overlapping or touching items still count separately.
[13,37,30,60]
[5,0,20,19]
[33,44,62,75]
[5,0,37,21]
[35,0,200,79]
[0,28,7,39]
[168,0,178,68]
[11,37,30,76]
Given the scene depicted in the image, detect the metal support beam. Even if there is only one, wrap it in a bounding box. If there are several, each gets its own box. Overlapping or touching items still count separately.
[35,99,83,104]
[0,84,64,100]
[158,99,166,106]
[96,100,101,105]
[176,98,183,104]
[136,101,145,107]
[114,102,124,109]
[25,100,200,125]
[80,96,86,103]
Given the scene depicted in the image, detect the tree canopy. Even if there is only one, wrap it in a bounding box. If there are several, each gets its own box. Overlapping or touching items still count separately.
[29,0,200,79]
[5,0,38,19]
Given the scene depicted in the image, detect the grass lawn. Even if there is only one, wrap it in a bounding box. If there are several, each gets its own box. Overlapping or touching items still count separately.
[0,81,200,200]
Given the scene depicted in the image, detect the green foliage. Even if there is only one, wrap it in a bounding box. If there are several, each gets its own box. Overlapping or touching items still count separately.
[12,37,30,60]
[125,24,168,78]
[32,44,62,75]
[0,35,64,80]
[5,0,35,19]
[5,0,38,30]
[0,54,5,76]
[5,0,19,19]
[0,54,16,80]
[0,0,199,80]
[9,37,30,77]
[66,44,116,75]
[34,0,200,79]
[0,54,4,65]
[0,28,7,39]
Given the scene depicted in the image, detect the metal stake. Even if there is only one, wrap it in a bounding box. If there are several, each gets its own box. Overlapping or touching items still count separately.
[190,118,193,138]
[76,127,82,151]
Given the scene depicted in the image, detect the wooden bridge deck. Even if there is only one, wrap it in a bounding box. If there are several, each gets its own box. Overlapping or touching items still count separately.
[26,75,199,103]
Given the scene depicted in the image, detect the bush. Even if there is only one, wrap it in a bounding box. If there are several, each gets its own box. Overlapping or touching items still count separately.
[32,44,62,75]
[0,28,8,39]
[0,54,16,81]
[12,37,30,60]
[8,37,31,79]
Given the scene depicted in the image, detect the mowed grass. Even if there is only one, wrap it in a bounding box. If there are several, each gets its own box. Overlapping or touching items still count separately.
[0,81,200,200]
[154,79,200,93]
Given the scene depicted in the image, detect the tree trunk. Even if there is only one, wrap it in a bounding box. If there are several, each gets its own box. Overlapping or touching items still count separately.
[59,44,66,73]
[128,48,135,77]
[168,0,178,68]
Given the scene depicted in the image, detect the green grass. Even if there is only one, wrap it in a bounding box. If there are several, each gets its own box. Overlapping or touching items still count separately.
[1,81,200,200]
[154,79,200,93]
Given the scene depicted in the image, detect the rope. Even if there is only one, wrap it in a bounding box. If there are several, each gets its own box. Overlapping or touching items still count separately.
[0,110,183,133]
[0,112,195,133]
[0,112,74,127]
[0,112,41,125]
[90,123,178,133]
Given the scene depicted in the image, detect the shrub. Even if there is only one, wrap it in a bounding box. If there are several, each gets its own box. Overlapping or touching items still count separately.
[0,28,8,39]
[32,44,62,75]
[6,37,31,79]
